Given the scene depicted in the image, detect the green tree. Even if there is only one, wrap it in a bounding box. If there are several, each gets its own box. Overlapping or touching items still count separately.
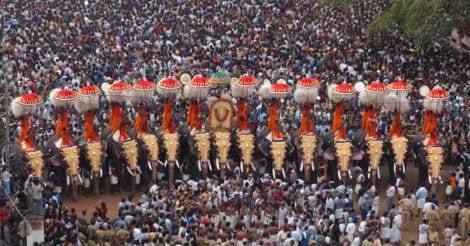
[318,0,357,10]
[366,0,470,51]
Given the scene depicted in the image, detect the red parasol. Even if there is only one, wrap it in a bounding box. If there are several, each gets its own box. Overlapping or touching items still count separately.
[190,75,212,88]
[365,81,388,94]
[18,93,42,106]
[270,81,292,98]
[334,83,355,95]
[134,79,156,102]
[387,81,411,92]
[297,78,320,89]
[109,81,132,93]
[236,75,257,87]
[79,85,100,96]
[426,87,449,100]
[157,77,182,97]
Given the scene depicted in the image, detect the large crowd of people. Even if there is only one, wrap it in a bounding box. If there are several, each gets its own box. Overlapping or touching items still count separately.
[0,0,469,245]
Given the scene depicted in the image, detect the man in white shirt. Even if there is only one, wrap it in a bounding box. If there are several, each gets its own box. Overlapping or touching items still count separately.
[345,218,356,242]
[418,219,429,245]
[386,185,396,212]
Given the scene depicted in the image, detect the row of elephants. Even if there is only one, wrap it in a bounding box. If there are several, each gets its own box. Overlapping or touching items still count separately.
[9,74,447,200]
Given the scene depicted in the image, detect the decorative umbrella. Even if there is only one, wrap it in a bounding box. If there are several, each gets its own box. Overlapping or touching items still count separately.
[269,80,292,99]
[232,74,258,98]
[50,88,79,108]
[133,79,156,102]
[104,81,132,103]
[185,75,212,131]
[12,93,42,117]
[384,81,411,139]
[209,72,231,86]
[422,85,449,138]
[76,85,101,113]
[157,77,182,97]
[294,77,320,104]
[387,80,411,93]
[328,82,356,103]
[158,77,182,133]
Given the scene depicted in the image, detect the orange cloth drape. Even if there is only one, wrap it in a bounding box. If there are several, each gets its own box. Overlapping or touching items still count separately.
[119,123,130,142]
[194,104,203,131]
[55,111,72,146]
[268,102,277,132]
[110,104,123,133]
[237,99,249,131]
[422,111,437,136]
[19,116,29,144]
[364,108,378,139]
[389,113,402,138]
[134,107,148,134]
[162,101,173,132]
[84,111,99,142]
[332,104,345,133]
[362,107,371,131]
[299,104,314,134]
[187,101,197,128]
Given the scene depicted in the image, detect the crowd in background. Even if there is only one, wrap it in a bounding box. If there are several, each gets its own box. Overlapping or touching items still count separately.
[0,0,469,245]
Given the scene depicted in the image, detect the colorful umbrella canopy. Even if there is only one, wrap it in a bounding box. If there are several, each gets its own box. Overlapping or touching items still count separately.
[109,81,132,93]
[79,85,101,96]
[18,93,42,106]
[365,81,388,94]
[297,78,320,89]
[294,78,320,104]
[426,86,449,100]
[270,81,292,99]
[134,79,156,101]
[76,85,101,113]
[237,75,258,87]
[387,80,411,92]
[190,75,212,88]
[334,83,355,95]
[157,77,182,97]
[209,72,231,85]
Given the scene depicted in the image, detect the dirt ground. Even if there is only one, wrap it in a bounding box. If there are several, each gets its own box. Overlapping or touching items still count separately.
[64,163,449,243]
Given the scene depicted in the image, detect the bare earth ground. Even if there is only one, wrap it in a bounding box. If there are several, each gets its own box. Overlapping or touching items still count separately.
[64,163,449,243]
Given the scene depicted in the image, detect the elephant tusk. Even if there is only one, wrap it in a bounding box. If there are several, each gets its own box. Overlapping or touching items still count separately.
[216,158,220,170]
[428,175,432,185]
[148,161,152,171]
[198,160,202,172]
[108,168,112,176]
[272,169,276,179]
[393,163,396,175]
[282,169,286,178]
[367,172,370,179]
[66,175,70,186]
[338,170,342,180]
[240,161,243,173]
[158,160,164,166]
[208,160,212,171]
[127,166,135,176]
[164,160,168,167]
[300,161,303,172]
[348,169,352,179]
[78,174,83,184]
[251,163,256,171]
[377,168,381,179]
[137,166,142,174]
[311,161,315,171]
[403,163,406,174]
[176,160,180,169]
[100,169,103,178]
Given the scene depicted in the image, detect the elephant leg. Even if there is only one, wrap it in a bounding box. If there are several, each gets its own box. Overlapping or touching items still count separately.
[104,176,111,194]
[151,161,157,184]
[93,172,100,196]
[304,168,311,183]
[71,176,78,202]
[202,161,208,179]
[169,162,175,190]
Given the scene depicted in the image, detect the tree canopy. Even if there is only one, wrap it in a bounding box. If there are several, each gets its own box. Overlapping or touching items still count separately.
[320,0,470,51]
